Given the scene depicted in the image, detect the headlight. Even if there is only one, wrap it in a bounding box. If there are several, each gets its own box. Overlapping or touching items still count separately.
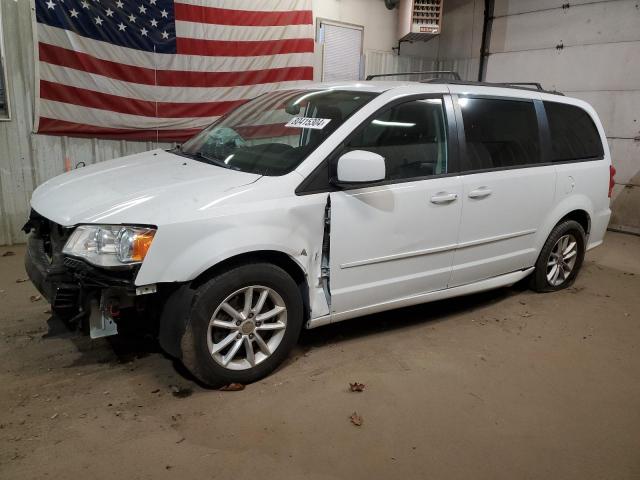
[63,225,156,268]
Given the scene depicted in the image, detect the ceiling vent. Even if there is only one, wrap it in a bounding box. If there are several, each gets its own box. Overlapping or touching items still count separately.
[398,0,443,41]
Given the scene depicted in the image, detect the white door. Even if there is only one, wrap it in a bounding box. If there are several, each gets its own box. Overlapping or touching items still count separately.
[328,97,462,315]
[319,21,363,82]
[449,96,556,286]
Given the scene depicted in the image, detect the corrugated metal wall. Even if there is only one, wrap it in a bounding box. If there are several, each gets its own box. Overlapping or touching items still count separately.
[485,0,640,233]
[364,50,477,83]
[0,0,172,245]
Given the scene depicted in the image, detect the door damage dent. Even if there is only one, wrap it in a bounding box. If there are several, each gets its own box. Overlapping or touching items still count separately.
[321,195,331,309]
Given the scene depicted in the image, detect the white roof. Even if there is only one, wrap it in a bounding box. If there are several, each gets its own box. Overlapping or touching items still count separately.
[295,80,419,93]
[289,80,584,107]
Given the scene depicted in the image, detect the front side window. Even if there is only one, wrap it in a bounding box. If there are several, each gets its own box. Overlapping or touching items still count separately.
[544,101,603,162]
[345,98,448,181]
[180,89,378,176]
[459,98,540,171]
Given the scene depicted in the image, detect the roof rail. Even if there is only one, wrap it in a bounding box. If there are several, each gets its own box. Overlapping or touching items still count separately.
[366,70,461,81]
[420,78,563,95]
[490,82,544,91]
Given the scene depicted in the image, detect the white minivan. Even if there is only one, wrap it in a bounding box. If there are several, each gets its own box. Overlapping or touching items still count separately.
[25,77,614,386]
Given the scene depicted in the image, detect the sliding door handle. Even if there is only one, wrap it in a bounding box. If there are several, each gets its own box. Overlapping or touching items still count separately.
[468,187,492,199]
[430,192,458,204]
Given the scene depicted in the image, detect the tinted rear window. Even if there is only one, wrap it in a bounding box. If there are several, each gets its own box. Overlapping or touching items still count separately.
[544,101,604,162]
[459,98,540,171]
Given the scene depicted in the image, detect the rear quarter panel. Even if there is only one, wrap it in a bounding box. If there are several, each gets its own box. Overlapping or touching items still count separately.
[538,93,611,251]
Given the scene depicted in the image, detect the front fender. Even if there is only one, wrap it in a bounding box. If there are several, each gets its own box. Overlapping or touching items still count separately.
[134,198,326,287]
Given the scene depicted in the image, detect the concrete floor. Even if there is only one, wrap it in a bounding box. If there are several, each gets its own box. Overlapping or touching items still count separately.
[1,232,639,480]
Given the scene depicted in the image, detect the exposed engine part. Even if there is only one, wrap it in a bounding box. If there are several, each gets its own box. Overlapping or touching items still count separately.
[88,288,136,338]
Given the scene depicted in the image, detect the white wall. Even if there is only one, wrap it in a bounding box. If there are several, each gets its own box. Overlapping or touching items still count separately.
[485,0,640,232]
[312,0,398,53]
[394,0,640,232]
[399,0,484,79]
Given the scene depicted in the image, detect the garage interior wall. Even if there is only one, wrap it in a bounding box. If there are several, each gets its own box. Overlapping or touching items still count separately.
[484,0,640,234]
[394,0,640,234]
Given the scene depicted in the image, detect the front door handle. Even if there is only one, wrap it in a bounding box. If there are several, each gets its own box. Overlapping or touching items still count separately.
[468,186,492,199]
[430,192,458,204]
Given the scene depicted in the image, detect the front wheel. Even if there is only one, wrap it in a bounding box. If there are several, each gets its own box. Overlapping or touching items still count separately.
[180,263,303,387]
[530,219,586,292]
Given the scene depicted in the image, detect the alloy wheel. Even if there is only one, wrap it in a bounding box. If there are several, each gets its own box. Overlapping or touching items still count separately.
[207,286,287,371]
[546,233,578,287]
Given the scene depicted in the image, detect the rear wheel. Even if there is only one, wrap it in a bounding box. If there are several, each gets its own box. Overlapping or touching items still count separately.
[181,263,303,387]
[530,219,586,292]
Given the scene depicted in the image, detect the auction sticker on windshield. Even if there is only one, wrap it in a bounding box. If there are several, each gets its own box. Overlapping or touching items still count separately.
[285,117,332,129]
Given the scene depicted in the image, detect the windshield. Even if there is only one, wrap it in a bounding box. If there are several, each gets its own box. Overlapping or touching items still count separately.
[179,89,378,175]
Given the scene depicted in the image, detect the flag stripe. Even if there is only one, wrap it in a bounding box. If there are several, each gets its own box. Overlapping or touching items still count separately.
[39,24,315,73]
[40,80,247,118]
[235,124,294,139]
[40,99,216,130]
[38,117,200,141]
[174,3,312,27]
[40,42,156,86]
[40,42,313,87]
[176,37,314,57]
[39,62,305,103]
[38,117,297,142]
[175,21,311,42]
[175,0,310,12]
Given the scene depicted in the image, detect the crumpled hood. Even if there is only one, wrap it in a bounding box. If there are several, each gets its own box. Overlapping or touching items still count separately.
[31,149,262,226]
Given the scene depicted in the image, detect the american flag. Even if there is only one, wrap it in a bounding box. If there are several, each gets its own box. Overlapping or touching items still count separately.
[35,0,315,141]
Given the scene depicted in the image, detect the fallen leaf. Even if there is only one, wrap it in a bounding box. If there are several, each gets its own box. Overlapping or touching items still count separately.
[15,278,28,283]
[2,251,15,257]
[349,382,366,392]
[30,295,42,303]
[219,383,245,392]
[349,412,363,427]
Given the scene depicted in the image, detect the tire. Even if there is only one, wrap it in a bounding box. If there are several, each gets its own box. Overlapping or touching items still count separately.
[530,219,586,292]
[180,263,304,387]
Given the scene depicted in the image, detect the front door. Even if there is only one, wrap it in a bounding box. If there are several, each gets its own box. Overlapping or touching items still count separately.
[328,96,463,316]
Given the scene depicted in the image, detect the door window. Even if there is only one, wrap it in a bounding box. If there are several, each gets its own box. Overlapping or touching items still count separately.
[345,98,448,181]
[543,101,604,161]
[459,98,540,171]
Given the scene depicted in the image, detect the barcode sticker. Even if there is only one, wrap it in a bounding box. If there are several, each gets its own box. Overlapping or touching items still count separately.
[285,117,332,130]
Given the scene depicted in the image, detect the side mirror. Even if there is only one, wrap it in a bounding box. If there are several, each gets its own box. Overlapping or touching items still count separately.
[334,150,386,186]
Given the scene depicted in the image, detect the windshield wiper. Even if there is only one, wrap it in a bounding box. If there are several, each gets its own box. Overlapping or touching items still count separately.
[193,152,231,169]
[173,148,232,169]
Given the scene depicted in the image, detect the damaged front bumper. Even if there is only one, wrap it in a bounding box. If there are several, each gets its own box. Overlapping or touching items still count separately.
[24,215,147,338]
